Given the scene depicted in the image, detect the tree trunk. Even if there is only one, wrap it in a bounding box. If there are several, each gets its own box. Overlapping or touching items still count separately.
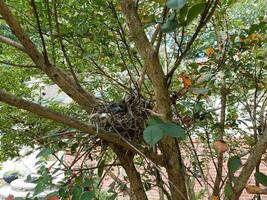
[120,1,188,199]
[160,138,188,200]
[113,147,148,200]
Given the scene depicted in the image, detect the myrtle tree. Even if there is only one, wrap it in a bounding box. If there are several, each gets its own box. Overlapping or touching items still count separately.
[0,0,266,199]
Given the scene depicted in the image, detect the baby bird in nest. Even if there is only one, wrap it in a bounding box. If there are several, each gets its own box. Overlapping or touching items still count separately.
[90,93,152,141]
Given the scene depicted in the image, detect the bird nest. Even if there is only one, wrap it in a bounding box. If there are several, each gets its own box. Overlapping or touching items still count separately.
[91,94,153,142]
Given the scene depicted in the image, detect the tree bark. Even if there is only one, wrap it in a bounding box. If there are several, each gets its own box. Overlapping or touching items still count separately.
[0,35,26,52]
[160,139,188,200]
[213,78,227,197]
[229,128,267,199]
[113,147,148,200]
[120,1,188,199]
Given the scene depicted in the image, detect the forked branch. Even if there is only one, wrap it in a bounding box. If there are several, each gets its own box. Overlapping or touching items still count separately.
[0,89,163,166]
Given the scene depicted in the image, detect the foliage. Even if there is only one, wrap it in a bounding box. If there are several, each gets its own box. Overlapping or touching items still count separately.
[255,172,267,187]
[143,116,186,145]
[0,0,266,199]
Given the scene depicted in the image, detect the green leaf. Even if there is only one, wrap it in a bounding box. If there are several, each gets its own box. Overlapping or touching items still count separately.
[80,191,94,200]
[34,182,45,195]
[108,193,117,200]
[97,159,106,177]
[83,178,93,188]
[59,187,69,198]
[178,4,188,24]
[75,175,84,186]
[228,156,242,174]
[161,19,178,33]
[166,0,186,9]
[194,102,202,113]
[72,185,83,200]
[36,148,53,158]
[224,182,234,198]
[190,88,209,95]
[151,0,165,4]
[159,123,186,139]
[35,160,44,166]
[186,3,206,25]
[143,125,164,145]
[196,73,213,84]
[147,116,163,126]
[255,172,267,186]
[71,143,79,153]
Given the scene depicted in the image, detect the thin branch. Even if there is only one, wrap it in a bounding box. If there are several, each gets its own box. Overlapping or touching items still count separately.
[150,24,160,45]
[30,0,49,63]
[109,2,139,90]
[167,0,219,84]
[44,0,56,65]
[71,163,122,171]
[212,77,227,196]
[53,0,81,87]
[260,96,267,133]
[106,170,131,195]
[85,54,131,93]
[246,185,267,195]
[55,37,131,93]
[155,6,168,54]
[137,64,147,91]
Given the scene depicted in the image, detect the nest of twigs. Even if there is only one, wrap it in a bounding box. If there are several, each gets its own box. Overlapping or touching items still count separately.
[91,94,153,142]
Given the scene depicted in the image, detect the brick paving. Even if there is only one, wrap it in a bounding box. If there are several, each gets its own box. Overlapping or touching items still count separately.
[64,149,267,200]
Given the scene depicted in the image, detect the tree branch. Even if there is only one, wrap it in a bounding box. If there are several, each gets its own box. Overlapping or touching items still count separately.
[0,89,163,166]
[53,0,81,87]
[113,147,148,200]
[120,0,171,118]
[167,0,219,84]
[120,1,188,199]
[0,0,100,114]
[30,0,49,63]
[0,34,26,52]
[212,77,227,197]
[0,60,37,68]
[229,128,267,199]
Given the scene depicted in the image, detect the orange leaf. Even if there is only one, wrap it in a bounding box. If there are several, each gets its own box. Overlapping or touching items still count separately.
[5,195,14,200]
[211,195,219,200]
[246,185,262,194]
[205,47,215,57]
[213,140,228,154]
[180,75,192,88]
[48,196,60,200]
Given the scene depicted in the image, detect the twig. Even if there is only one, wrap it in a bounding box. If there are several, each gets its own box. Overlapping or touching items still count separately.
[167,0,220,84]
[30,0,49,63]
[53,0,81,88]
